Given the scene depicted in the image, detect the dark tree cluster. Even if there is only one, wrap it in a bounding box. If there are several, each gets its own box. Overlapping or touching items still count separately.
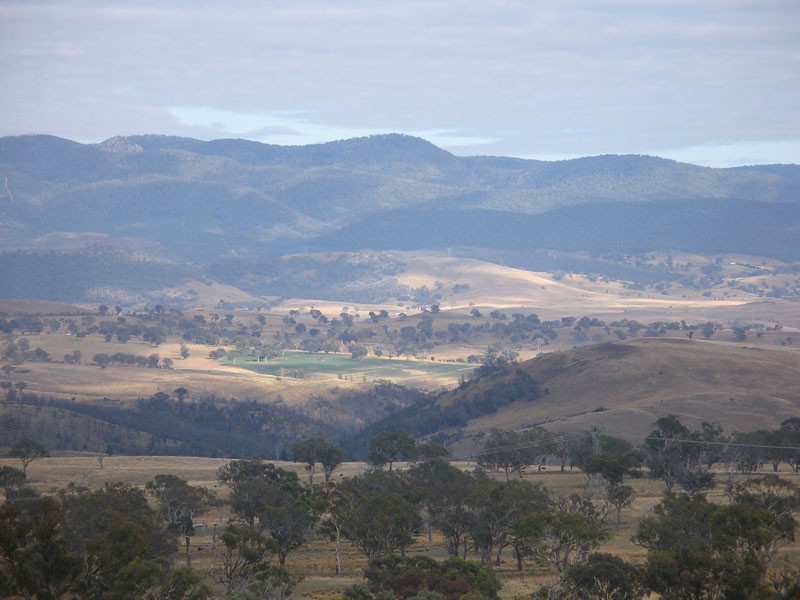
[0,482,211,600]
[349,369,544,453]
[0,315,47,335]
[91,351,165,369]
[2,337,51,363]
[11,391,334,458]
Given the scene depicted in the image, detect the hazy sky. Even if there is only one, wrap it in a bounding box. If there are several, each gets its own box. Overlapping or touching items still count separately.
[2,1,798,166]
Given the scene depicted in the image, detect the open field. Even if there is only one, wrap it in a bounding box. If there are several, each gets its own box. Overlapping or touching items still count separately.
[227,351,475,386]
[2,349,325,405]
[5,453,800,598]
[0,335,468,406]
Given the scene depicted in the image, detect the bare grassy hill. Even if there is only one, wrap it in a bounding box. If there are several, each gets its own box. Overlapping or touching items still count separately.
[397,256,751,314]
[442,338,800,444]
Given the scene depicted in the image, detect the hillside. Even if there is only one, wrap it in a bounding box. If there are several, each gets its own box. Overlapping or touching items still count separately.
[432,338,800,444]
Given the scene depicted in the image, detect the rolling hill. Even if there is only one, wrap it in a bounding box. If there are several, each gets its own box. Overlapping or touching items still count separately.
[427,338,800,445]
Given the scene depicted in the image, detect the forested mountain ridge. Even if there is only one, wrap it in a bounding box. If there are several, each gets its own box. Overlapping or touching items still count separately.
[2,134,800,304]
[2,133,799,261]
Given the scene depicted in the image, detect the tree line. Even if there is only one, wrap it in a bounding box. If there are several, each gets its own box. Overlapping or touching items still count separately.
[475,415,800,488]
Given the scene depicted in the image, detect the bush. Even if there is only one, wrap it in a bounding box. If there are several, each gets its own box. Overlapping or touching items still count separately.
[365,555,500,600]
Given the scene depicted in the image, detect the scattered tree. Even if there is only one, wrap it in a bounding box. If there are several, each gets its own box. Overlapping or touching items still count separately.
[0,466,26,494]
[7,438,49,476]
[367,430,417,471]
[146,474,216,568]
[562,553,645,600]
[218,458,318,566]
[292,438,345,485]
[365,555,501,600]
[0,497,80,599]
[216,533,300,598]
[514,508,608,575]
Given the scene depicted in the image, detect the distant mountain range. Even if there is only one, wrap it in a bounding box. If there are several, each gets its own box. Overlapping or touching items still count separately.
[1,133,798,303]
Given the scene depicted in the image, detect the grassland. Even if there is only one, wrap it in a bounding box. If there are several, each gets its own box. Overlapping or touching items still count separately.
[394,255,800,326]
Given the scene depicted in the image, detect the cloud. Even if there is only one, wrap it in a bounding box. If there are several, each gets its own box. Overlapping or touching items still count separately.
[245,126,303,138]
[1,0,798,165]
[167,106,498,149]
[650,140,800,168]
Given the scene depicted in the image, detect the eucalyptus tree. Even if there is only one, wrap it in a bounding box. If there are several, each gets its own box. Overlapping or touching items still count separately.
[7,438,48,476]
[292,438,346,485]
[217,458,318,566]
[146,474,216,567]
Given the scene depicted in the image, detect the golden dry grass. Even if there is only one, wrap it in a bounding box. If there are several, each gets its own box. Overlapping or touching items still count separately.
[396,256,761,318]
[3,328,367,404]
[445,337,800,444]
[395,256,800,333]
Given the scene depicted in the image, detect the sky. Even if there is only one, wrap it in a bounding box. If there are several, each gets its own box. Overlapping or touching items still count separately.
[1,1,798,167]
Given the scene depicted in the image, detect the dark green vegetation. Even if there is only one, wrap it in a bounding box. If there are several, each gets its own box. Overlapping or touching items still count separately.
[0,391,364,457]
[1,134,799,305]
[0,482,212,599]
[343,365,545,454]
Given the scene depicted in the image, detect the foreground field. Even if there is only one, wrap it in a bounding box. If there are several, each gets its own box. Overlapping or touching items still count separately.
[7,453,800,599]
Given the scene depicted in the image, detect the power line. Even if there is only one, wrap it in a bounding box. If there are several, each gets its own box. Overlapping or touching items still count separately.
[638,435,800,453]
[448,431,800,464]
[449,431,595,462]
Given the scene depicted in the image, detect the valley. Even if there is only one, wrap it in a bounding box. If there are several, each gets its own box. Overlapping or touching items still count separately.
[2,254,799,458]
[2,133,800,598]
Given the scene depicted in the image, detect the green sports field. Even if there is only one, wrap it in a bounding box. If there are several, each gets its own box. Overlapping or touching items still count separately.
[225,351,475,384]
